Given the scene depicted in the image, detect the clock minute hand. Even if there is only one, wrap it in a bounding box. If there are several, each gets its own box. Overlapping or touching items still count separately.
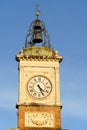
[37,85,44,91]
[37,85,44,96]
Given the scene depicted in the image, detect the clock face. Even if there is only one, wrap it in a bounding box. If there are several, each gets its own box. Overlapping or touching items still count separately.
[27,76,52,99]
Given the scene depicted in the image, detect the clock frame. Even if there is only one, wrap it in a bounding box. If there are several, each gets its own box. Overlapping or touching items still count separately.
[27,75,52,99]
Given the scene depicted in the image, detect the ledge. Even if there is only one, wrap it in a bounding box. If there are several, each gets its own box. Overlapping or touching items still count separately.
[6,127,68,130]
[16,55,63,62]
[16,102,63,109]
[16,47,63,63]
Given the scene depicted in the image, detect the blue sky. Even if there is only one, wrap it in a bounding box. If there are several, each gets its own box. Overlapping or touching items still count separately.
[0,0,87,130]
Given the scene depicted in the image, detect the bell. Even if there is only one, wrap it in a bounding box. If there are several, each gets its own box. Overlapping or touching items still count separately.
[33,32,43,43]
[34,20,41,30]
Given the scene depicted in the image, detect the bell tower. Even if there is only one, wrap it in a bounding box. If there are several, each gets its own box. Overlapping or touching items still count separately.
[7,6,67,130]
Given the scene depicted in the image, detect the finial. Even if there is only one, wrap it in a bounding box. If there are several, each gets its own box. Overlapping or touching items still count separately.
[35,3,40,18]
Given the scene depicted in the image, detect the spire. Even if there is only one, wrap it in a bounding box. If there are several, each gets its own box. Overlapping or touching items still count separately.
[25,4,51,48]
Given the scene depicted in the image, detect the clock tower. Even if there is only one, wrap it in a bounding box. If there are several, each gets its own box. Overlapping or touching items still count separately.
[7,7,65,130]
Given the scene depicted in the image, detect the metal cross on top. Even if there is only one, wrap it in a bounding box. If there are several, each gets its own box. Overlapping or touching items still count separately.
[34,3,39,11]
[34,3,40,17]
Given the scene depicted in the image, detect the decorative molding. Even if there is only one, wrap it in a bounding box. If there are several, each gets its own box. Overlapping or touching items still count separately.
[16,55,63,62]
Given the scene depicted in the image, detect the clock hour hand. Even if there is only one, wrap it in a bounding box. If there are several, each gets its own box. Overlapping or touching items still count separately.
[37,85,44,96]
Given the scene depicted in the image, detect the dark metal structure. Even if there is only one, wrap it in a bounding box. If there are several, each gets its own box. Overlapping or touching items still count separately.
[25,9,51,48]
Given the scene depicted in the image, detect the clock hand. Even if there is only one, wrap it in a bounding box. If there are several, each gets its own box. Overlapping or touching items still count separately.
[37,85,44,96]
[37,85,44,91]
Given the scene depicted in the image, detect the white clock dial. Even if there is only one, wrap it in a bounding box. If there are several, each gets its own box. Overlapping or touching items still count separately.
[27,76,52,98]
